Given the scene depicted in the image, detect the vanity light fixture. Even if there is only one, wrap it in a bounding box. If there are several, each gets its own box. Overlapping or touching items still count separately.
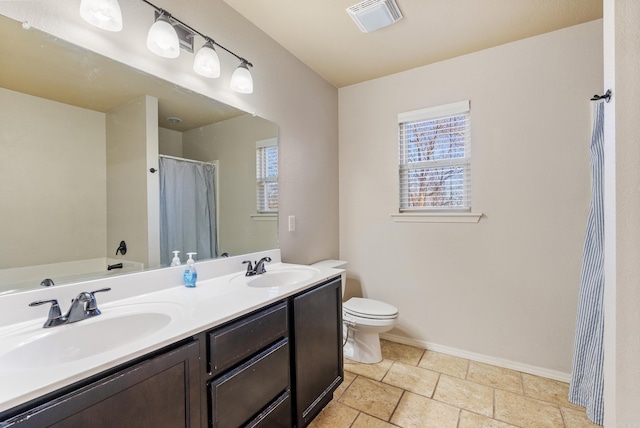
[80,0,255,94]
[79,0,123,32]
[193,39,221,78]
[230,59,254,94]
[146,11,180,58]
[140,0,254,93]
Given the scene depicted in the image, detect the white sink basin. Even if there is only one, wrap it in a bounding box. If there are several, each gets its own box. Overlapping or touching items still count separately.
[234,266,319,288]
[0,303,182,371]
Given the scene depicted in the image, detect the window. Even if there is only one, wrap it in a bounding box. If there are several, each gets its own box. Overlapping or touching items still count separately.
[256,138,278,213]
[398,100,471,212]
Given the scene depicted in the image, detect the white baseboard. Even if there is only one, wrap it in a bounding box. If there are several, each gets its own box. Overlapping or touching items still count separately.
[380,333,571,383]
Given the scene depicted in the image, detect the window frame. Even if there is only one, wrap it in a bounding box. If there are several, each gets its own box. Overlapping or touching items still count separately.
[398,100,472,213]
[256,137,278,214]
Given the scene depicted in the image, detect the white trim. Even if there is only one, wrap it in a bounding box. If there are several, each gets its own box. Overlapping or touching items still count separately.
[398,100,470,123]
[212,160,220,252]
[251,214,277,221]
[380,332,571,382]
[391,212,482,223]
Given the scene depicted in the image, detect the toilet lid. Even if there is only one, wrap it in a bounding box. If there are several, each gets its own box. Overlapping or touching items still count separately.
[343,298,398,319]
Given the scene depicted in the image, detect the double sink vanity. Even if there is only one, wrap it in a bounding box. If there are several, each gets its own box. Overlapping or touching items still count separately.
[0,250,344,427]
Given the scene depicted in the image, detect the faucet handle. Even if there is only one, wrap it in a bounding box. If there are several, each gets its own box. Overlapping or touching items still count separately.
[86,288,111,312]
[29,299,64,328]
[243,260,256,276]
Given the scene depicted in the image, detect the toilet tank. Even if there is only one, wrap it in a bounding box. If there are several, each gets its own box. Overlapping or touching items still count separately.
[312,260,347,297]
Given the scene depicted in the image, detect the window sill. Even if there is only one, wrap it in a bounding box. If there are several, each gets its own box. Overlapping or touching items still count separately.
[391,212,483,223]
[251,214,278,221]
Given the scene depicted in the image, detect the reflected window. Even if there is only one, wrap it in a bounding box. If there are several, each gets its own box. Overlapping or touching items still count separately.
[256,138,278,213]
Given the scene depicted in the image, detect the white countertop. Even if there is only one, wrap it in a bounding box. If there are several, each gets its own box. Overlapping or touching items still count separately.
[0,251,343,415]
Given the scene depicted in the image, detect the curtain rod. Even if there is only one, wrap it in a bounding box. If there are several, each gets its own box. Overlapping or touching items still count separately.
[159,154,217,166]
[149,155,216,172]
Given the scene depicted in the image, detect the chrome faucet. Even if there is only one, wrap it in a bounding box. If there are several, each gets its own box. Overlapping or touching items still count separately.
[254,257,272,275]
[65,288,110,323]
[29,288,111,328]
[243,257,272,276]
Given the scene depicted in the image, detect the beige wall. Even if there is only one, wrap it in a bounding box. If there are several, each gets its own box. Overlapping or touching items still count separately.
[339,21,603,375]
[0,88,106,268]
[106,96,158,267]
[158,127,183,158]
[604,0,640,424]
[183,115,278,256]
[0,0,339,265]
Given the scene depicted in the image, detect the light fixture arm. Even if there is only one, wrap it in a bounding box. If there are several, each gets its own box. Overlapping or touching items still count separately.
[140,0,252,66]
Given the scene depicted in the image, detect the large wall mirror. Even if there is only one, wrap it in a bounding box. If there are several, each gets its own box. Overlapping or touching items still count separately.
[0,14,278,294]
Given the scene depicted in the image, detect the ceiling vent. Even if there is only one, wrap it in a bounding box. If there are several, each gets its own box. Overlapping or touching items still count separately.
[346,0,403,33]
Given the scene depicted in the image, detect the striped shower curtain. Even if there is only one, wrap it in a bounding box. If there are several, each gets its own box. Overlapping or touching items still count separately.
[568,101,605,425]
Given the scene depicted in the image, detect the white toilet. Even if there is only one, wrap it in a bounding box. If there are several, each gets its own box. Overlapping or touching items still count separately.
[313,260,399,364]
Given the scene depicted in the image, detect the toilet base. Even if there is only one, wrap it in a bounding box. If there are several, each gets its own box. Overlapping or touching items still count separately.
[343,325,383,364]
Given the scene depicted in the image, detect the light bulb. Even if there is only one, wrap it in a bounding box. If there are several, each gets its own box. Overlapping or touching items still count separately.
[193,40,221,78]
[230,60,253,94]
[79,0,123,32]
[146,14,179,58]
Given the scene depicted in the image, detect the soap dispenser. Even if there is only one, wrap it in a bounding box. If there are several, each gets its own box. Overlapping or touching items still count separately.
[184,252,198,288]
[170,251,181,266]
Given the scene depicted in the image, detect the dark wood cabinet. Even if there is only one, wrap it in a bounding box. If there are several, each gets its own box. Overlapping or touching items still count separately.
[247,392,292,428]
[205,301,291,428]
[208,302,288,376]
[292,277,343,427]
[0,341,200,428]
[0,275,343,428]
[209,340,290,428]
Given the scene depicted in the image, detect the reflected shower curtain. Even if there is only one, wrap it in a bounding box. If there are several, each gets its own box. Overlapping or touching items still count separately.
[159,156,218,267]
[569,101,604,424]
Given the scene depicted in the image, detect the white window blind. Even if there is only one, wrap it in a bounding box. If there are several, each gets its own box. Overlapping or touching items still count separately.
[256,138,278,213]
[398,100,471,211]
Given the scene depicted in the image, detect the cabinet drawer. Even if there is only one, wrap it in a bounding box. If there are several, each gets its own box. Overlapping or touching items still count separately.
[208,302,288,375]
[210,340,290,428]
[246,392,292,428]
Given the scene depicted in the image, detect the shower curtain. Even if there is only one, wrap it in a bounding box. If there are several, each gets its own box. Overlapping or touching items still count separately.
[159,156,218,267]
[569,101,605,424]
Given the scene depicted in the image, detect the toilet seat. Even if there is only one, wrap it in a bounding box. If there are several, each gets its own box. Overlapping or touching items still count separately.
[342,297,399,364]
[343,298,398,320]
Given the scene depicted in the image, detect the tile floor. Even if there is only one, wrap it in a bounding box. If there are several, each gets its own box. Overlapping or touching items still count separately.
[309,340,601,428]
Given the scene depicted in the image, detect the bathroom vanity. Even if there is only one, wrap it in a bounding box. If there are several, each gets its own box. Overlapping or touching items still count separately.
[0,254,343,428]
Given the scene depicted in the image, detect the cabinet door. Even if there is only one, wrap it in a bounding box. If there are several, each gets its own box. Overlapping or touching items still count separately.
[293,277,343,427]
[1,341,200,428]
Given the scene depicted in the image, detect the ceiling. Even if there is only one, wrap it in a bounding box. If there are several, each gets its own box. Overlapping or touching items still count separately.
[222,0,602,88]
